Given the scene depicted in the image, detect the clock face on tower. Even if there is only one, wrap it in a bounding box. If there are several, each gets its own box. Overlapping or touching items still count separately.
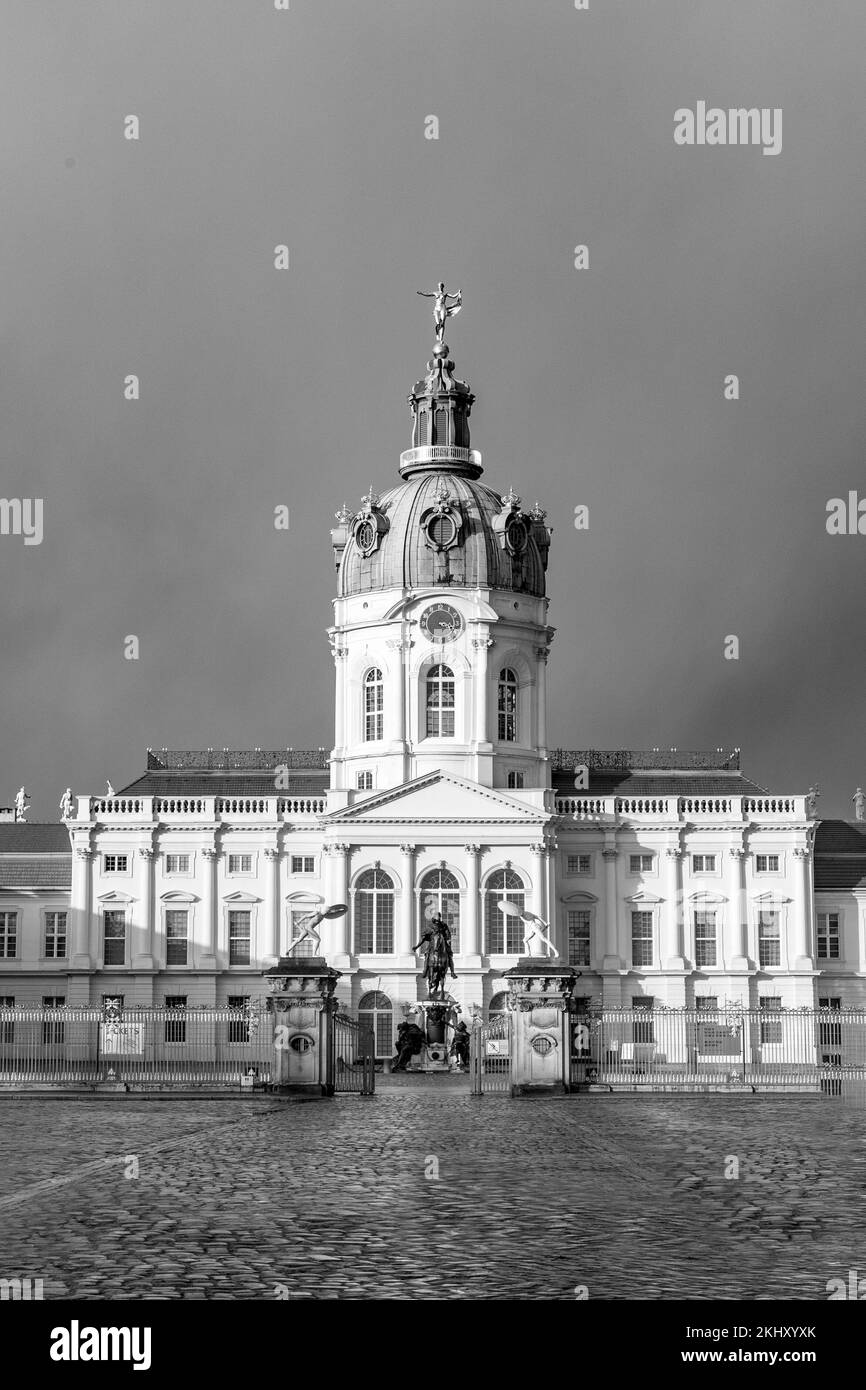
[420,603,462,642]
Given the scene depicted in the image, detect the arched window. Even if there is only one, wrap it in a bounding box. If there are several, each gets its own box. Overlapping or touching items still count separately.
[426,665,455,737]
[358,990,393,1060]
[364,669,383,741]
[498,669,518,742]
[489,991,509,1016]
[485,868,525,954]
[354,869,394,953]
[419,867,461,954]
[506,771,524,789]
[357,771,373,790]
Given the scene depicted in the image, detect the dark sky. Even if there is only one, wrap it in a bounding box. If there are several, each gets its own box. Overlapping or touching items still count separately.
[2,0,865,818]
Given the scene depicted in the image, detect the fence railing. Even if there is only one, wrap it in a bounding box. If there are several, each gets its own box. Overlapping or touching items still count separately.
[569,1007,866,1094]
[0,1004,274,1088]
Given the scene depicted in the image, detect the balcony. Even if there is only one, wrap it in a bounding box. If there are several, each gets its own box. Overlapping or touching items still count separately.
[554,794,806,824]
[398,445,483,478]
[82,795,327,825]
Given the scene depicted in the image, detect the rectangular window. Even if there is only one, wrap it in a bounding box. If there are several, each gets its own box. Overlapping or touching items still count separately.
[632,996,654,1044]
[817,912,840,961]
[758,911,780,967]
[0,996,14,1046]
[42,996,66,1046]
[44,911,68,959]
[695,996,718,1014]
[227,995,250,1043]
[567,910,591,968]
[164,995,187,1043]
[165,854,190,874]
[103,910,126,966]
[165,910,188,966]
[290,856,315,875]
[104,854,129,873]
[228,854,252,875]
[759,996,782,1044]
[631,911,654,968]
[506,771,524,789]
[692,854,716,873]
[819,995,842,1047]
[755,854,780,873]
[629,854,654,874]
[694,910,717,967]
[0,912,18,959]
[229,910,251,965]
[567,854,591,875]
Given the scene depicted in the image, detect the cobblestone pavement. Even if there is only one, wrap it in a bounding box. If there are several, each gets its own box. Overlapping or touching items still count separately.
[1,1089,865,1300]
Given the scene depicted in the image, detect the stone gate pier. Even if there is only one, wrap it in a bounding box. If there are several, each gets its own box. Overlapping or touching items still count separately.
[503,959,578,1096]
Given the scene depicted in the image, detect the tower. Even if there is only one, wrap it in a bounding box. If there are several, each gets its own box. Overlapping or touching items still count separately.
[328,294,554,796]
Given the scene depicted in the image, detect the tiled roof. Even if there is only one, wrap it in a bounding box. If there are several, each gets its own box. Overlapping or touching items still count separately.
[814,821,866,890]
[0,858,71,889]
[118,773,329,797]
[0,824,71,853]
[551,770,768,796]
[814,820,866,854]
[814,858,866,891]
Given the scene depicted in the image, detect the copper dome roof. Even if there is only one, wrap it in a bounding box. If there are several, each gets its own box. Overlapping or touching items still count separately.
[337,472,548,598]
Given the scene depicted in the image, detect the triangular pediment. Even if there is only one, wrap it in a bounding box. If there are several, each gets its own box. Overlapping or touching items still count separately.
[325,772,544,825]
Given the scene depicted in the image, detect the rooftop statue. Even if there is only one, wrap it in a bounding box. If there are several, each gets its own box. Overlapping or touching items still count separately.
[416,281,462,345]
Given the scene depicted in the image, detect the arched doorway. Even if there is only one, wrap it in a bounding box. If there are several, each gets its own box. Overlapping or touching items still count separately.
[358,990,393,1060]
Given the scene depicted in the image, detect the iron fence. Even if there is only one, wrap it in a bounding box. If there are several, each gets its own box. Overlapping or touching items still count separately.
[333,1013,376,1095]
[569,1006,866,1095]
[0,1004,274,1088]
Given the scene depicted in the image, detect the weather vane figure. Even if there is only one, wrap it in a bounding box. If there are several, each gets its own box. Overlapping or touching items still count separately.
[417,281,462,344]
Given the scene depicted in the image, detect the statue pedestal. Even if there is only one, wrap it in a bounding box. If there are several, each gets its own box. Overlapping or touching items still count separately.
[503,959,578,1096]
[263,956,341,1097]
[410,1000,457,1073]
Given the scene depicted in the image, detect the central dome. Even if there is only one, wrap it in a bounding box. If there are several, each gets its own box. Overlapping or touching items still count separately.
[330,327,551,600]
[337,472,548,598]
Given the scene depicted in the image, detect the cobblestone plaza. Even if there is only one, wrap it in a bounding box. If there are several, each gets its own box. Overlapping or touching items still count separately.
[2,1089,864,1302]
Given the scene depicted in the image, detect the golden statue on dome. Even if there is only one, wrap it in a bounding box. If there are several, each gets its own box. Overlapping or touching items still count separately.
[417,281,462,344]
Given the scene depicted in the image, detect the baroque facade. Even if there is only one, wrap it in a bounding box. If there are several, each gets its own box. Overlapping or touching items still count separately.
[0,325,861,1054]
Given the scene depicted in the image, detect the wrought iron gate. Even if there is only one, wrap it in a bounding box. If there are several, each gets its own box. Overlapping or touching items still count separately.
[470,1011,512,1094]
[333,1012,376,1094]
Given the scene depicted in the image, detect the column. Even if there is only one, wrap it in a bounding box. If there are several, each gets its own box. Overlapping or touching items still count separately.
[471,636,492,746]
[332,644,348,765]
[530,843,548,926]
[71,847,93,970]
[602,845,620,970]
[134,847,155,970]
[727,846,749,969]
[399,844,416,957]
[792,847,812,969]
[534,645,549,754]
[463,845,481,957]
[263,847,280,963]
[200,847,219,966]
[386,637,407,754]
[329,844,350,957]
[664,847,685,969]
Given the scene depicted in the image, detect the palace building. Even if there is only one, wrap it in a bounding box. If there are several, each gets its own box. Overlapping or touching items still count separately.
[0,318,861,1057]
